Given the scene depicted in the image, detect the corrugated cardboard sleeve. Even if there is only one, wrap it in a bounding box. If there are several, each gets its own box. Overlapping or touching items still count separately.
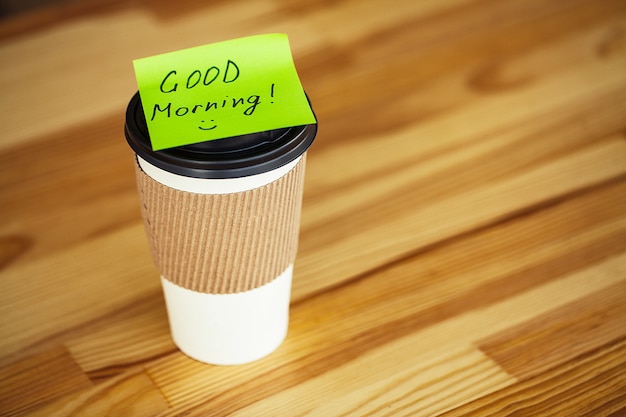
[135,157,306,294]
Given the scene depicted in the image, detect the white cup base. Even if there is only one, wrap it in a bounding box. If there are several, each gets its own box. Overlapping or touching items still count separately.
[161,265,293,365]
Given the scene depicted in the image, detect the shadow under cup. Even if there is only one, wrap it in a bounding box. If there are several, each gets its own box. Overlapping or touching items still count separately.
[124,92,317,365]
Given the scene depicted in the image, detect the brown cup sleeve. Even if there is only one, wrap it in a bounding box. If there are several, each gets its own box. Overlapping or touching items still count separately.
[135,156,306,294]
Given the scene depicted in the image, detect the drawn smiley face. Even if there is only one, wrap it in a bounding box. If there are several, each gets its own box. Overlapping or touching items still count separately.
[198,120,217,131]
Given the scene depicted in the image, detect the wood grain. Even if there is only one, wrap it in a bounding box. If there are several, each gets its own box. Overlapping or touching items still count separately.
[441,339,626,417]
[0,347,92,416]
[478,281,626,380]
[1,0,625,415]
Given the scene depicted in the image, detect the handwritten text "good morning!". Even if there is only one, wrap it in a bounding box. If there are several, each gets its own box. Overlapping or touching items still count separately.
[149,60,272,123]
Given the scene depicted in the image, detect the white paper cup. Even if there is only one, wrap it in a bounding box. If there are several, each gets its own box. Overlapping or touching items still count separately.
[125,92,316,365]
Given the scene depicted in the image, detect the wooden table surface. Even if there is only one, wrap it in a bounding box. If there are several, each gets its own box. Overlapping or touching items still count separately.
[1,0,626,416]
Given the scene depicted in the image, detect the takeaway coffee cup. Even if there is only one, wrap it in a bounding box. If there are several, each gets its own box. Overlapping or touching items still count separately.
[124,92,317,365]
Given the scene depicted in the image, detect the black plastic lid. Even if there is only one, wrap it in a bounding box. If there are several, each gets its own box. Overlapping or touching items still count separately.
[124,91,317,179]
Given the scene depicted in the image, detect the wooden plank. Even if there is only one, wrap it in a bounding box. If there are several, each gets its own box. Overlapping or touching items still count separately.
[478,282,626,380]
[296,137,626,299]
[231,346,514,417]
[25,369,170,417]
[303,17,626,209]
[294,10,626,296]
[0,346,92,416]
[306,0,626,136]
[0,114,140,265]
[440,339,626,417]
[66,293,174,380]
[0,225,158,360]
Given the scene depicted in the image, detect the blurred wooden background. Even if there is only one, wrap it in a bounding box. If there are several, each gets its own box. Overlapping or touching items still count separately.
[1,0,625,415]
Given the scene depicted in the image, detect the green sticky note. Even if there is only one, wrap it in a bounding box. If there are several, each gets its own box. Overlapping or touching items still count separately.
[132,34,316,151]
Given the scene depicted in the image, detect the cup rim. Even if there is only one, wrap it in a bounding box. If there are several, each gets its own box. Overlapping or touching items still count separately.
[124,91,317,179]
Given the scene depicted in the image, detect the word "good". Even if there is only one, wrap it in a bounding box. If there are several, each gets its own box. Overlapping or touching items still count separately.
[159,60,240,93]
